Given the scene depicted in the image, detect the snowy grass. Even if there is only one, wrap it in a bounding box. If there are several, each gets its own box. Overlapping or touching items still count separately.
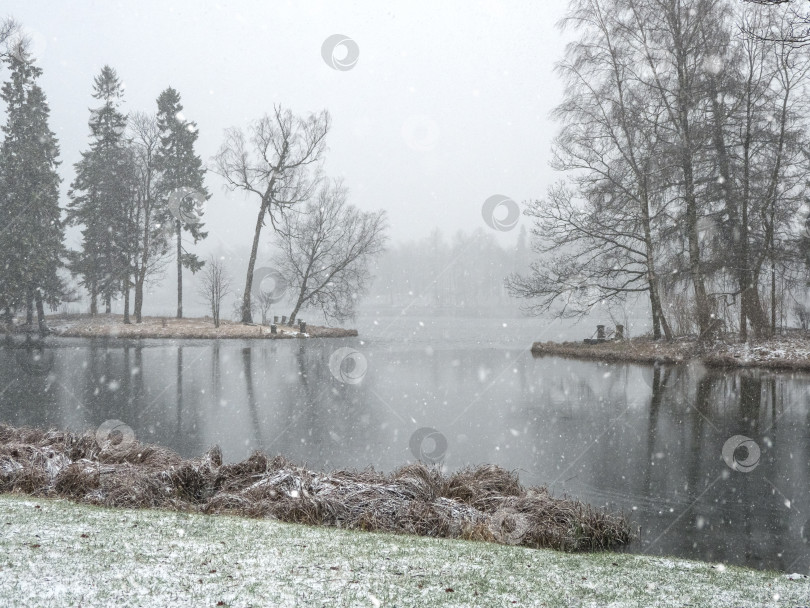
[1,495,807,607]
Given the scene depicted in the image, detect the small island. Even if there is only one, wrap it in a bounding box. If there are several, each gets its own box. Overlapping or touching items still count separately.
[532,330,810,371]
[1,314,358,340]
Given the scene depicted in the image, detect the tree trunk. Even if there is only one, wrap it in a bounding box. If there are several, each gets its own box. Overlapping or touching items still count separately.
[289,301,303,325]
[242,200,269,324]
[123,260,131,324]
[176,220,183,319]
[651,295,661,340]
[135,192,150,324]
[667,8,712,340]
[34,291,48,337]
[648,281,672,341]
[683,158,712,338]
[771,261,777,334]
[25,289,33,327]
[707,83,767,342]
[134,273,144,323]
[641,194,672,341]
[90,280,98,316]
[288,276,310,325]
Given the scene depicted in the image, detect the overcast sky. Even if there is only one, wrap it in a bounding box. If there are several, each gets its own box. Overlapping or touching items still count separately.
[4,0,569,253]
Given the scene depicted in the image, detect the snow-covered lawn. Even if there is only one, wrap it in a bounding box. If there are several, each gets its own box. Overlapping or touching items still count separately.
[0,495,807,607]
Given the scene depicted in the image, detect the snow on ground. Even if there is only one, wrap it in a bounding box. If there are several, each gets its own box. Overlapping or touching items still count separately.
[0,494,807,607]
[712,335,810,366]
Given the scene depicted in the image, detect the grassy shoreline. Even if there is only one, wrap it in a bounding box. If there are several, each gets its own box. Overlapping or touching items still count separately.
[1,313,358,340]
[532,335,810,371]
[1,494,806,607]
[0,423,634,553]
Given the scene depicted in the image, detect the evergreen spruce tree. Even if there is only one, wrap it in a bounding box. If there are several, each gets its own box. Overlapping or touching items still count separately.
[0,50,65,334]
[155,87,208,319]
[67,66,133,315]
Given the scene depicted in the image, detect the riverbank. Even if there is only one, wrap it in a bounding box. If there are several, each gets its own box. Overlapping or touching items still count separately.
[1,313,358,340]
[532,335,810,371]
[0,423,633,553]
[0,495,806,607]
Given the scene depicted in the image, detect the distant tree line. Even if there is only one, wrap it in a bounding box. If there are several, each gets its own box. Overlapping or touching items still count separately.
[509,0,810,340]
[368,226,531,312]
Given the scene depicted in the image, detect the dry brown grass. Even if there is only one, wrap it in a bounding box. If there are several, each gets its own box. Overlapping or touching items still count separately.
[531,337,696,364]
[533,335,810,371]
[0,423,635,553]
[1,313,358,340]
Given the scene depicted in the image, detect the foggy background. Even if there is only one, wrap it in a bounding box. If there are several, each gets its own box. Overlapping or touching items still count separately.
[3,1,597,331]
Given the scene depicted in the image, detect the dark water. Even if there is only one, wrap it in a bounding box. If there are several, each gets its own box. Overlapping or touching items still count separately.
[1,318,808,573]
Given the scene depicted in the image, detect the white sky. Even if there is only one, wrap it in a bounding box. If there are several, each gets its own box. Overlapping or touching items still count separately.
[4,0,569,252]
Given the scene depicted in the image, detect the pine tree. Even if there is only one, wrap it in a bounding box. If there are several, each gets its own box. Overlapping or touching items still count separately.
[0,51,65,334]
[67,66,134,315]
[155,87,208,319]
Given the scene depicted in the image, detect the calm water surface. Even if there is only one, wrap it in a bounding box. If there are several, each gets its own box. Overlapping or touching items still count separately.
[1,315,808,573]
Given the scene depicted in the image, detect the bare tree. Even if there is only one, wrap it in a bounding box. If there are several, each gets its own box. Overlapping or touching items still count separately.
[626,0,731,338]
[273,180,388,324]
[508,0,674,338]
[744,0,810,44]
[198,256,232,327]
[128,112,172,323]
[255,291,274,325]
[212,106,330,323]
[510,0,810,340]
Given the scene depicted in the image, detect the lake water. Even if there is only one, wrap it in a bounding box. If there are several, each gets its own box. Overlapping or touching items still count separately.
[1,314,808,573]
